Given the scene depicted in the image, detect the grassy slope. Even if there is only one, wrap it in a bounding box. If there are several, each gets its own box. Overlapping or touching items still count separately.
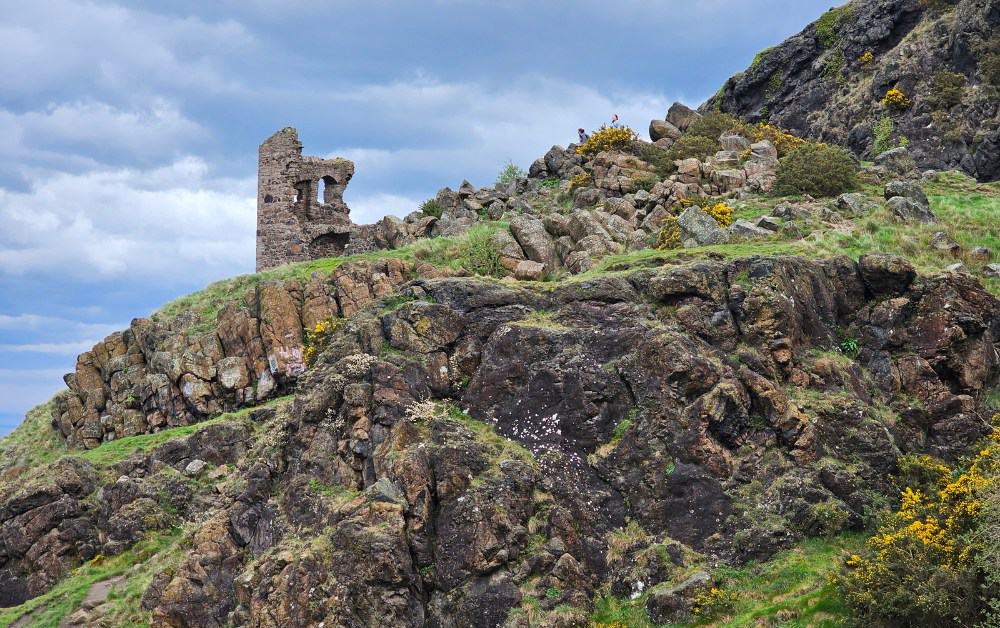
[0,397,290,626]
[0,529,186,628]
[582,173,999,295]
[592,535,863,628]
[154,222,509,334]
[154,172,999,336]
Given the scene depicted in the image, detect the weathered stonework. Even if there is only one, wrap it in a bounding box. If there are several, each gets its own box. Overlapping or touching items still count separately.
[256,127,361,271]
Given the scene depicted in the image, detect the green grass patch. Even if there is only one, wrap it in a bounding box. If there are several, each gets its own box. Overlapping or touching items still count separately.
[440,403,537,469]
[591,534,862,628]
[154,223,511,333]
[73,396,290,468]
[0,527,186,628]
[0,397,67,475]
[510,309,568,331]
[684,534,863,627]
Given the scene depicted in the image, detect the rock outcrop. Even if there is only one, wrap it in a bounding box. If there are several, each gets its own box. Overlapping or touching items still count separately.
[52,259,411,448]
[705,0,1000,181]
[4,251,997,625]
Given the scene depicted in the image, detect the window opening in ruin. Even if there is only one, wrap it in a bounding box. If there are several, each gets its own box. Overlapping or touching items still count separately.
[320,175,337,205]
[294,180,312,210]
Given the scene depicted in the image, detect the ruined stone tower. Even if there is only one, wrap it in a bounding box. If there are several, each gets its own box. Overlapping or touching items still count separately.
[256,127,356,271]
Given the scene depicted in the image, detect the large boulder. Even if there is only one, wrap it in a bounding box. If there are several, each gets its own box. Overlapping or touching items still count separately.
[884,180,929,207]
[678,206,729,247]
[650,119,682,143]
[859,254,916,297]
[667,102,702,132]
[719,133,751,152]
[885,180,935,222]
[874,147,916,175]
[509,216,558,272]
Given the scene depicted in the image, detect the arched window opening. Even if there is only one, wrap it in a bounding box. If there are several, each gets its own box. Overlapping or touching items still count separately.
[319,175,337,204]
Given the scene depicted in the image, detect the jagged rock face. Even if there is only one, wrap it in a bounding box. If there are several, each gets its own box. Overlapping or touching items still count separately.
[52,259,411,448]
[38,255,989,626]
[706,0,1000,181]
[5,255,998,625]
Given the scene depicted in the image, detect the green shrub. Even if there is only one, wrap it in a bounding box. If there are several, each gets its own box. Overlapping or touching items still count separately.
[631,174,657,192]
[686,112,748,141]
[666,135,720,162]
[458,225,505,277]
[872,114,894,154]
[774,143,858,197]
[637,143,675,178]
[810,500,851,537]
[927,71,966,109]
[420,199,443,218]
[873,113,913,156]
[496,160,526,185]
[978,38,1000,86]
[815,5,852,49]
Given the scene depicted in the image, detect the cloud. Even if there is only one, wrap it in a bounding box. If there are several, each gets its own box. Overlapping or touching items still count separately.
[346,192,424,224]
[307,74,673,221]
[0,313,121,336]
[0,1,255,97]
[0,157,255,281]
[0,342,99,356]
[0,99,204,165]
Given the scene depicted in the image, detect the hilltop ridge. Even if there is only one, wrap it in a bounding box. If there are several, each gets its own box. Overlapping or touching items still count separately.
[706,0,1000,181]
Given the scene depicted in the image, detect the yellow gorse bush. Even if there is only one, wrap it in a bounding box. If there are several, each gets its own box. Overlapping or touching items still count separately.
[748,122,806,158]
[656,215,681,250]
[569,172,592,191]
[704,202,735,228]
[576,126,638,155]
[692,586,740,617]
[881,87,912,111]
[303,318,343,366]
[838,419,1000,624]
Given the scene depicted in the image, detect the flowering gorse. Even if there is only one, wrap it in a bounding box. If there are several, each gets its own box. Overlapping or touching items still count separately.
[576,126,638,156]
[837,418,1000,625]
[881,87,912,111]
[704,202,735,228]
[303,318,343,366]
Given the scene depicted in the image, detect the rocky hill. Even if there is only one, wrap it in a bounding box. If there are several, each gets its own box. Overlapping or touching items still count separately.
[705,0,1000,181]
[1,5,1000,625]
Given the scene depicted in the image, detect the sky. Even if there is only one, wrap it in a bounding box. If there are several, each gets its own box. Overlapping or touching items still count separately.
[0,0,835,437]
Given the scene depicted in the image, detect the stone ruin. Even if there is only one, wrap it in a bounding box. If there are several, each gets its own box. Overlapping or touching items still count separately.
[256,127,367,271]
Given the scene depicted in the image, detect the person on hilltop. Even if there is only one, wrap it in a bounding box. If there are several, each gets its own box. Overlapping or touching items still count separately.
[578,128,589,144]
[610,113,621,128]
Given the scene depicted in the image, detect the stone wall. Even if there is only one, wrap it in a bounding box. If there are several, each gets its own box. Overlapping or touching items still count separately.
[256,128,358,271]
[52,259,410,448]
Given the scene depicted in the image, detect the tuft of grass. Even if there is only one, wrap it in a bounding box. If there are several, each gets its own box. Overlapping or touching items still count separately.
[511,309,568,331]
[439,403,536,469]
[591,534,863,628]
[0,397,67,475]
